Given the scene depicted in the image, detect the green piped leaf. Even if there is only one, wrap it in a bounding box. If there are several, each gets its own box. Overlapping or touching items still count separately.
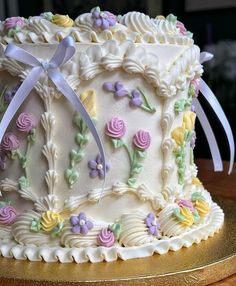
[108,223,121,239]
[131,162,143,174]
[70,149,84,163]
[193,209,200,224]
[52,221,64,236]
[19,156,27,169]
[27,128,36,143]
[166,14,177,24]
[112,138,124,149]
[191,192,205,202]
[65,168,79,188]
[18,176,30,189]
[173,208,185,222]
[136,150,147,159]
[30,218,41,232]
[127,177,136,187]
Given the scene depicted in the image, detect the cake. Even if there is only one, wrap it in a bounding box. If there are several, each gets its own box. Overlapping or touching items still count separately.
[0,8,224,263]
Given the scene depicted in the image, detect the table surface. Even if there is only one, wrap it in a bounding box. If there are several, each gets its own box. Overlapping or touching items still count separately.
[196,159,236,286]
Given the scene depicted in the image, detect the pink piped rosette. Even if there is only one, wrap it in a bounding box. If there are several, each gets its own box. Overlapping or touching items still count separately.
[97,227,115,247]
[16,112,37,133]
[133,130,151,150]
[1,132,20,151]
[0,205,17,225]
[105,117,126,138]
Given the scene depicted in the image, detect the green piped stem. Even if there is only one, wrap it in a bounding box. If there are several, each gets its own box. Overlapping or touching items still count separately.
[137,87,156,113]
[11,129,36,189]
[65,115,93,189]
[0,86,8,113]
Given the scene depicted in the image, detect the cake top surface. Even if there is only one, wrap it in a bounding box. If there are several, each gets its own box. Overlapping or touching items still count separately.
[0,7,193,45]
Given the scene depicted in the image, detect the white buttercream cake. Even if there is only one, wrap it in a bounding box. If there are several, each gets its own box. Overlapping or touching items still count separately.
[0,8,224,263]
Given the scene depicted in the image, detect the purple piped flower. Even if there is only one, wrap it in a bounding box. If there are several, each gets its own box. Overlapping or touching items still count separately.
[70,212,94,235]
[145,213,160,236]
[3,83,21,104]
[190,131,196,149]
[103,81,128,97]
[130,89,143,106]
[133,130,151,150]
[1,133,20,151]
[190,79,200,98]
[91,7,117,30]
[88,154,109,179]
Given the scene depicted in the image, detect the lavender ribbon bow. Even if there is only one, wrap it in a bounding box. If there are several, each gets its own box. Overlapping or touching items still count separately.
[194,52,235,174]
[1,36,106,182]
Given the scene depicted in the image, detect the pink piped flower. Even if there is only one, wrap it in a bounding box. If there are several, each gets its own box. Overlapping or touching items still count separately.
[177,199,194,212]
[0,205,17,224]
[4,17,25,30]
[1,133,20,151]
[176,20,187,35]
[16,112,37,133]
[97,227,115,247]
[105,117,126,139]
[133,130,151,150]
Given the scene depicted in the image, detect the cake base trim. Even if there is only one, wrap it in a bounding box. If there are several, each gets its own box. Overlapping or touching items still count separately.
[0,202,223,263]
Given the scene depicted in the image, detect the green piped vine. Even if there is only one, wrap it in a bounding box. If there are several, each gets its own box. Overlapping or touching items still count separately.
[65,114,96,188]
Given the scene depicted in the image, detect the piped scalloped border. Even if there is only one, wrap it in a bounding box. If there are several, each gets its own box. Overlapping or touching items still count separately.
[0,202,224,263]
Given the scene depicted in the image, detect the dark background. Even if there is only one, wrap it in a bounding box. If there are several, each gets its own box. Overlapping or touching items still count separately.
[1,0,235,162]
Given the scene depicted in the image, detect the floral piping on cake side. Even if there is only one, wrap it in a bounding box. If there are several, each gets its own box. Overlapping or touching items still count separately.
[0,199,17,225]
[103,82,156,114]
[31,211,64,236]
[173,191,210,227]
[88,154,110,180]
[70,212,94,234]
[65,90,96,188]
[174,79,200,115]
[105,117,151,187]
[171,111,196,184]
[1,112,37,189]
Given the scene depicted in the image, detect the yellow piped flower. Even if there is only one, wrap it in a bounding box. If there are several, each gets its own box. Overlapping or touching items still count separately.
[52,14,74,28]
[171,127,185,146]
[180,207,194,227]
[41,211,62,232]
[80,90,96,117]
[192,177,203,186]
[182,111,196,131]
[155,15,165,20]
[194,200,209,217]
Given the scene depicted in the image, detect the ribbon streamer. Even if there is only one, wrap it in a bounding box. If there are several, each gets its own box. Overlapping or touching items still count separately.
[0,36,106,185]
[195,52,235,174]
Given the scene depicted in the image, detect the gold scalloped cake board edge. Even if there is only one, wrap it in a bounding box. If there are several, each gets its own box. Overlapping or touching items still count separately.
[0,197,235,286]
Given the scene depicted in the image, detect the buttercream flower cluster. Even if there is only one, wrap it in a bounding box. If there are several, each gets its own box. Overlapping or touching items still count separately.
[103,81,156,113]
[105,117,151,186]
[173,191,210,227]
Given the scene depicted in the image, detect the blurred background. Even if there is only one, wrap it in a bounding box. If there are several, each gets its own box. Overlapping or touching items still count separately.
[0,0,235,162]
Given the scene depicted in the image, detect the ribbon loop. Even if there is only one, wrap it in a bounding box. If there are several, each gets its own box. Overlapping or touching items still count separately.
[196,52,235,174]
[1,36,106,187]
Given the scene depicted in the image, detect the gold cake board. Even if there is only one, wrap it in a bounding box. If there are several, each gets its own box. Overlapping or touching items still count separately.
[0,198,235,286]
